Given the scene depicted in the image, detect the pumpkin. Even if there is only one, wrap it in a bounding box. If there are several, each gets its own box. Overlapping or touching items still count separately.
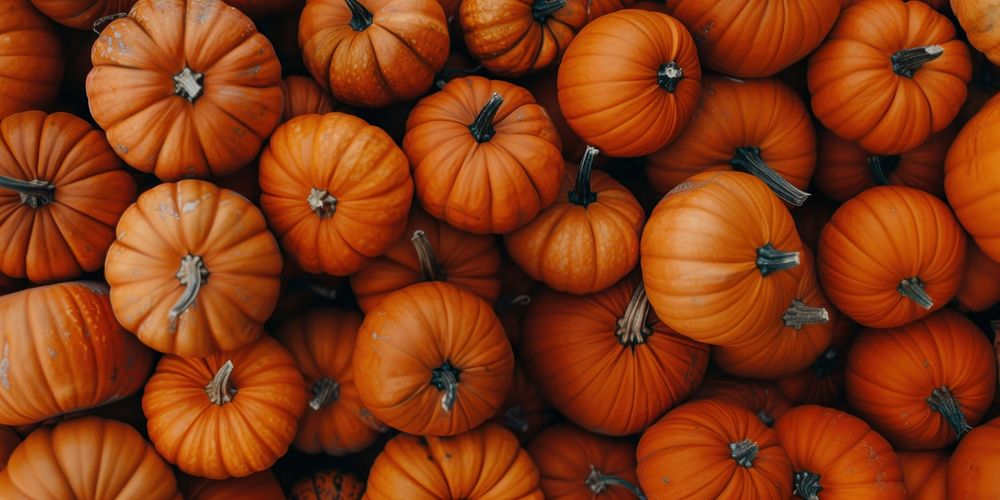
[640,171,803,346]
[691,379,794,427]
[350,207,501,312]
[280,76,338,123]
[774,313,857,407]
[179,470,284,500]
[290,469,365,500]
[665,0,840,78]
[521,276,709,436]
[0,417,180,499]
[0,282,152,426]
[775,405,905,499]
[0,110,136,283]
[225,0,295,18]
[459,0,585,77]
[808,0,971,155]
[557,9,701,157]
[354,281,514,436]
[505,147,645,294]
[0,427,21,470]
[528,425,641,499]
[955,240,1000,312]
[636,400,792,499]
[28,0,136,29]
[105,179,282,357]
[0,0,63,120]
[953,0,1000,67]
[403,76,563,234]
[365,424,543,499]
[645,75,815,206]
[260,112,413,275]
[87,0,283,180]
[817,186,966,328]
[491,364,550,443]
[845,309,996,450]
[898,451,948,500]
[947,415,1000,499]
[299,0,449,107]
[276,308,385,455]
[142,335,307,479]
[524,68,587,162]
[586,0,633,20]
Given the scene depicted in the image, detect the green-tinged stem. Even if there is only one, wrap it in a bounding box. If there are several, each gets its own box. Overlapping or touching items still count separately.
[585,465,648,500]
[568,146,600,206]
[531,0,566,22]
[729,439,759,468]
[926,385,973,439]
[891,45,943,78]
[793,471,822,500]
[756,243,800,276]
[0,176,55,208]
[430,361,461,412]
[731,147,810,206]
[897,276,933,309]
[344,0,374,31]
[782,300,830,330]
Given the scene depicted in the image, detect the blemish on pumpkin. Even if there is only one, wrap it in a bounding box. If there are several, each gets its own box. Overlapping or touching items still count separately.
[47,347,56,359]
[234,127,246,137]
[116,144,129,154]
[245,64,261,77]
[661,477,670,484]
[182,200,201,213]
[0,342,10,390]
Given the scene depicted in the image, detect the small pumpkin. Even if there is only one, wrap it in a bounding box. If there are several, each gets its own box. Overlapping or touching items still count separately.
[179,470,284,500]
[280,75,338,123]
[898,451,948,500]
[947,415,1000,499]
[28,0,137,29]
[528,425,642,499]
[0,427,21,470]
[955,240,1000,312]
[691,379,794,427]
[290,469,365,500]
[0,0,63,120]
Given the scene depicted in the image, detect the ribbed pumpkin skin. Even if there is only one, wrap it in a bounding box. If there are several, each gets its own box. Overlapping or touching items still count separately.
[0,0,63,120]
[0,426,19,469]
[948,416,1000,499]
[179,470,284,500]
[898,451,948,500]
[955,240,1000,312]
[280,76,337,123]
[364,425,543,499]
[290,469,365,500]
[528,425,638,500]
[0,417,181,499]
[953,0,1000,67]
[691,379,794,426]
[29,0,137,29]
[0,111,136,283]
[586,0,633,20]
[0,282,152,426]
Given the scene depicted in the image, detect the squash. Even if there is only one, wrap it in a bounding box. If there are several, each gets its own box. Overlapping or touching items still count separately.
[29,0,137,29]
[947,416,1000,499]
[280,76,338,123]
[953,0,1000,67]
[898,451,948,500]
[0,0,63,120]
[528,425,642,499]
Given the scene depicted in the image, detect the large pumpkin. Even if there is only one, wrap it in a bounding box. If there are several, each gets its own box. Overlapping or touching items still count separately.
[0,110,136,283]
[948,415,1000,499]
[0,0,63,120]
[290,469,365,500]
[898,451,948,500]
[280,75,338,123]
[0,282,152,426]
[260,112,413,276]
[953,0,1000,67]
[179,470,284,500]
[28,0,137,29]
[299,0,449,107]
[955,240,1000,312]
[691,379,793,427]
[557,9,701,157]
[808,0,971,155]
[403,76,562,234]
[87,0,283,180]
[528,425,641,499]
[817,186,966,328]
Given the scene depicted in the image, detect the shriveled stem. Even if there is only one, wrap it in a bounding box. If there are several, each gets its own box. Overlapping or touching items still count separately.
[731,147,810,206]
[585,465,647,499]
[0,177,55,209]
[344,0,374,31]
[411,230,444,282]
[308,377,340,410]
[782,300,830,330]
[615,282,652,346]
[531,0,566,22]
[430,362,460,412]
[926,385,973,439]
[729,439,759,468]
[892,45,943,78]
[307,187,338,218]
[468,92,503,142]
[173,67,204,102]
[756,243,800,276]
[867,155,900,186]
[568,146,599,206]
[205,360,237,405]
[793,471,822,500]
[168,255,208,333]
[657,62,684,92]
[898,276,933,310]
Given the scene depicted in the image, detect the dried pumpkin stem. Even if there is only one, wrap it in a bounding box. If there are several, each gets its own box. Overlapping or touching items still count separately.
[811,349,838,378]
[173,67,204,102]
[531,0,567,22]
[503,405,530,433]
[430,362,460,412]
[891,45,943,78]
[926,385,973,439]
[729,439,759,468]
[897,276,933,310]
[308,377,340,410]
[205,360,237,405]
[757,409,776,427]
[782,300,830,330]
[0,176,55,209]
[168,254,208,333]
[585,465,648,500]
[615,281,652,346]
[731,147,810,206]
[344,0,374,31]
[307,187,338,218]
[657,61,685,92]
[793,471,822,500]
[411,230,444,282]
[867,155,900,186]
[568,145,600,206]
[468,92,503,143]
[756,243,800,276]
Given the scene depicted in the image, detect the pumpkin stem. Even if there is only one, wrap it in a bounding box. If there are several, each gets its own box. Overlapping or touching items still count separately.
[468,92,503,143]
[0,177,55,209]
[729,439,759,468]
[308,377,340,410]
[585,465,648,499]
[793,471,822,500]
[344,0,374,31]
[173,67,204,102]
[411,230,445,282]
[891,45,943,78]
[430,361,461,412]
[568,146,600,206]
[782,299,830,330]
[168,254,208,333]
[503,405,530,433]
[435,65,483,89]
[926,385,973,439]
[811,349,838,378]
[307,187,338,218]
[757,409,776,427]
[657,62,684,92]
[531,0,566,22]
[897,276,933,310]
[91,11,127,34]
[205,360,237,405]
[616,281,653,346]
[756,243,800,276]
[731,147,810,206]
[867,155,900,186]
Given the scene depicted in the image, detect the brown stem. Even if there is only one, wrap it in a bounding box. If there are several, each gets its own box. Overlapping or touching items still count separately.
[898,276,933,309]
[168,255,208,333]
[307,187,337,218]
[926,385,973,439]
[411,230,444,282]
[729,439,759,468]
[173,67,204,102]
[0,177,55,209]
[531,0,566,22]
[430,361,460,412]
[867,155,900,186]
[205,360,237,405]
[756,243,800,276]
[344,0,374,31]
[468,92,503,142]
[568,146,599,206]
[782,300,830,330]
[308,377,340,410]
[615,281,652,346]
[892,45,943,78]
[793,471,822,500]
[585,465,647,499]
[731,147,810,206]
[657,62,684,92]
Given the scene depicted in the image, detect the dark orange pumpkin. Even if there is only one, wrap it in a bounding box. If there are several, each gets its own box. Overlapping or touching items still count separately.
[691,379,794,427]
[179,470,284,500]
[528,425,641,499]
[280,76,338,123]
[953,0,1000,67]
[29,0,137,29]
[524,67,587,162]
[955,240,1000,312]
[0,0,63,120]
[290,469,364,500]
[898,451,948,500]
[774,313,857,407]
[948,415,1000,499]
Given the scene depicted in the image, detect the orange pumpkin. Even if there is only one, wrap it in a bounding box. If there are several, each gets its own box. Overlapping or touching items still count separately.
[0,0,63,120]
[946,93,1000,263]
[280,76,338,123]
[774,313,857,407]
[528,425,641,499]
[179,470,284,500]
[955,240,1000,312]
[524,68,587,162]
[898,451,948,500]
[948,415,1000,499]
[691,379,794,427]
[953,0,1000,67]
[0,426,19,470]
[290,469,365,500]
[586,0,633,20]
[28,0,137,29]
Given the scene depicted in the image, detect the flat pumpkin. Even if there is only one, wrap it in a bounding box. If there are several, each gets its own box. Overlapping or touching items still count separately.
[948,416,1000,499]
[0,0,63,120]
[290,469,364,500]
[528,425,641,499]
[898,451,948,500]
[179,470,284,500]
[29,0,137,29]
[691,379,794,427]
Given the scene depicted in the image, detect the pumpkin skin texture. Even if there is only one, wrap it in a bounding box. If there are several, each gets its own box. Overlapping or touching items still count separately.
[28,0,137,29]
[354,282,514,436]
[774,405,906,500]
[528,425,640,500]
[0,426,19,469]
[557,10,701,157]
[636,400,793,499]
[955,240,1000,312]
[280,76,338,123]
[276,308,384,456]
[260,112,413,276]
[0,282,153,426]
[948,416,1000,499]
[0,417,180,499]
[0,110,137,284]
[845,309,996,450]
[691,379,794,427]
[86,0,283,180]
[142,335,308,479]
[640,171,803,346]
[665,0,840,78]
[817,186,966,328]
[898,451,948,500]
[364,424,543,499]
[403,76,563,234]
[291,469,365,500]
[952,0,1000,67]
[0,0,63,121]
[299,0,449,107]
[808,0,971,155]
[179,470,284,500]
[105,179,282,357]
[350,207,501,312]
[521,276,709,436]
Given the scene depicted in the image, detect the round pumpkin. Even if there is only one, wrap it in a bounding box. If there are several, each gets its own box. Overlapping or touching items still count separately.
[557,9,701,157]
[354,282,514,436]
[640,171,803,346]
[259,112,413,276]
[953,0,1000,67]
[0,417,180,499]
[299,0,449,107]
[142,335,307,479]
[817,186,966,328]
[403,76,562,234]
[290,469,365,500]
[28,0,136,29]
[774,405,905,500]
[691,379,794,427]
[948,415,1000,499]
[636,400,792,499]
[491,363,550,443]
[179,470,284,500]
[808,0,971,155]
[898,451,948,500]
[0,0,63,120]
[955,240,1000,312]
[280,75,338,123]
[528,425,641,500]
[86,0,283,180]
[0,110,136,283]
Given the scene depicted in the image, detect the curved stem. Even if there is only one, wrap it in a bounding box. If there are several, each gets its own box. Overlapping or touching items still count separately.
[411,230,444,282]
[468,92,503,143]
[811,349,838,378]
[793,471,822,500]
[568,146,599,206]
[729,439,759,468]
[504,405,530,433]
[585,465,647,500]
[173,67,204,102]
[892,45,943,78]
[615,281,652,346]
[657,62,684,92]
[205,360,237,405]
[344,0,374,31]
[91,11,127,33]
[168,255,208,333]
[531,0,566,22]
[731,147,810,206]
[430,362,460,412]
[757,409,776,427]
[756,243,800,276]
[867,155,900,186]
[926,386,973,438]
[308,377,340,410]
[307,187,338,218]
[782,299,830,330]
[898,276,933,310]
[0,177,55,209]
